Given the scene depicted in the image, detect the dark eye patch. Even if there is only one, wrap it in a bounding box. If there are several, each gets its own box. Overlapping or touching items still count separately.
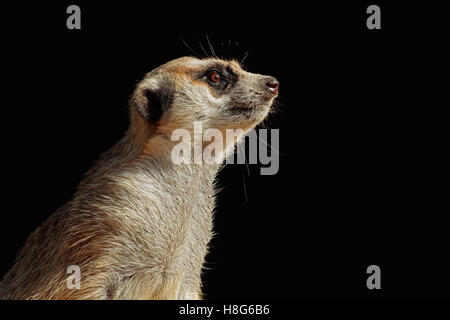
[224,65,238,85]
[199,64,238,92]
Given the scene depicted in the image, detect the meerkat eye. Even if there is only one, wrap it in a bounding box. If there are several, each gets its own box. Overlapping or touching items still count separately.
[207,71,221,84]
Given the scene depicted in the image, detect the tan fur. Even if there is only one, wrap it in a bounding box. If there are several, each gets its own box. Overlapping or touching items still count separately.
[0,56,278,300]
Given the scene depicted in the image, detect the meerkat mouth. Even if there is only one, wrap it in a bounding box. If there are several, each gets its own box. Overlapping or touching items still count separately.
[231,103,266,112]
[232,104,253,111]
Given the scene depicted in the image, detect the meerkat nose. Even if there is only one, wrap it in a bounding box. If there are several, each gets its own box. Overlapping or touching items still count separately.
[265,78,279,95]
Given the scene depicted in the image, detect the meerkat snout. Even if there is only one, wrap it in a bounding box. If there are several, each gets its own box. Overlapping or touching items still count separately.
[264,77,280,95]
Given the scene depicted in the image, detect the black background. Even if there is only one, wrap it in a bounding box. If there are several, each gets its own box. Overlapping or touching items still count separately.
[1,0,448,300]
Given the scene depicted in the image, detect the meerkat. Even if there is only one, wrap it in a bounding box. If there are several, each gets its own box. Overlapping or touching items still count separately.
[0,56,279,300]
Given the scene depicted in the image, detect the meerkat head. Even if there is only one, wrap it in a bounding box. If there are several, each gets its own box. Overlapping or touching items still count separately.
[130,56,278,134]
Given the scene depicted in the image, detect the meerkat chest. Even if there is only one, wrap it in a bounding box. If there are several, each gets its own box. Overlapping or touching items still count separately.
[146,167,217,281]
[110,169,217,299]
[131,166,217,252]
[115,164,218,272]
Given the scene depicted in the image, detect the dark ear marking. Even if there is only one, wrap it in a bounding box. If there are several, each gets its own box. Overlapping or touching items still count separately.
[131,79,174,123]
[143,89,163,122]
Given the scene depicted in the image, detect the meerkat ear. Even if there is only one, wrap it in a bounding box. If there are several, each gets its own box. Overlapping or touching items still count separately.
[131,79,174,123]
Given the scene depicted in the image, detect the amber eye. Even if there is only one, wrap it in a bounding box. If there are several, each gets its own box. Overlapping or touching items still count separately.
[208,71,221,84]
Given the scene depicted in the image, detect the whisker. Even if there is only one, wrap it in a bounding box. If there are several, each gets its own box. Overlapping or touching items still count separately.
[257,134,285,156]
[197,37,209,57]
[239,166,249,203]
[238,142,250,177]
[237,143,249,203]
[205,33,216,58]
[178,34,201,58]
[240,51,249,65]
[269,100,283,114]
